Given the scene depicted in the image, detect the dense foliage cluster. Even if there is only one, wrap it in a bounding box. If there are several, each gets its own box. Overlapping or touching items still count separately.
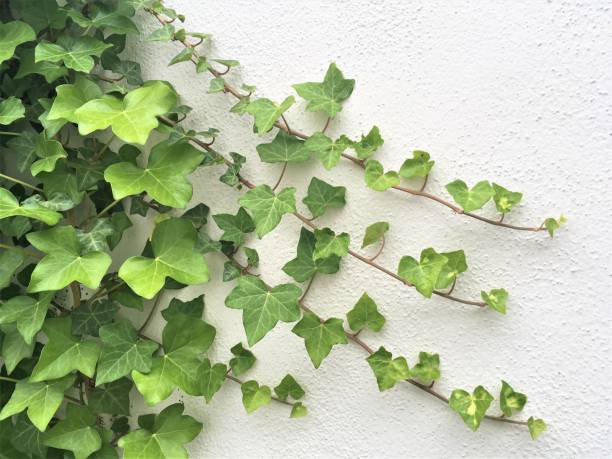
[0,0,560,456]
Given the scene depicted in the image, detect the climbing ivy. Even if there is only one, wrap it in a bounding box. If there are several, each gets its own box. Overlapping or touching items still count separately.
[0,0,557,457]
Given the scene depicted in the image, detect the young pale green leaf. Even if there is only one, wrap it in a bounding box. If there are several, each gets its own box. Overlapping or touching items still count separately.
[47,75,103,123]
[544,215,566,237]
[527,417,547,440]
[241,380,272,414]
[364,159,400,191]
[0,188,62,225]
[361,221,389,248]
[397,248,448,298]
[410,352,440,382]
[304,132,351,170]
[399,150,435,179]
[303,177,346,219]
[0,250,25,289]
[292,63,354,118]
[0,375,74,431]
[499,380,527,417]
[313,228,350,260]
[198,359,227,403]
[292,312,348,368]
[225,275,301,346]
[346,292,385,333]
[43,404,101,459]
[213,207,255,246]
[481,288,508,314]
[445,180,493,212]
[26,225,111,292]
[282,227,341,282]
[244,96,295,134]
[74,81,177,144]
[0,97,25,125]
[244,247,259,268]
[118,218,209,299]
[0,292,53,344]
[229,343,256,376]
[0,20,36,64]
[256,130,310,163]
[88,378,133,416]
[274,374,305,401]
[31,134,67,176]
[351,126,383,159]
[449,386,494,431]
[96,320,159,385]
[104,140,203,208]
[435,250,468,290]
[492,183,523,214]
[366,346,411,391]
[239,185,296,237]
[0,324,35,374]
[291,402,308,418]
[118,404,202,459]
[30,317,100,382]
[35,36,111,73]
[208,76,225,93]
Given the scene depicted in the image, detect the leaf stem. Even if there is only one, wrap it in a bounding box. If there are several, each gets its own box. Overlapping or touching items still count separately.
[366,235,385,262]
[0,131,20,136]
[0,172,44,193]
[0,243,41,259]
[0,376,19,383]
[97,199,121,218]
[271,162,288,192]
[321,117,332,134]
[138,292,164,334]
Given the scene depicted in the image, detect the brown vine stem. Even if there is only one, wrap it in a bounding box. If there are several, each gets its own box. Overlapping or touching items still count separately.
[138,292,164,334]
[271,162,288,191]
[367,236,385,262]
[225,373,294,407]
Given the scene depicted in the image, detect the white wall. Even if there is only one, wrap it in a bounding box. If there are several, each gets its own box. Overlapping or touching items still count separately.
[129,1,612,457]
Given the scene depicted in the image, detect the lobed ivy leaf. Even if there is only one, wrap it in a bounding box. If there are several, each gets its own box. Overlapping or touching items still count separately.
[43,404,101,459]
[0,375,74,431]
[445,180,493,212]
[492,183,523,214]
[75,81,177,144]
[399,150,435,179]
[304,132,351,170]
[292,63,354,118]
[282,227,341,282]
[35,36,112,73]
[244,247,259,268]
[435,250,467,290]
[350,126,384,159]
[528,417,547,440]
[0,250,25,289]
[303,177,346,219]
[182,203,210,228]
[449,386,494,431]
[31,134,67,176]
[397,248,448,298]
[361,221,389,248]
[198,359,227,403]
[225,275,301,346]
[239,185,296,237]
[0,292,53,344]
[0,188,62,225]
[213,207,255,246]
[366,346,410,391]
[10,414,48,457]
[256,130,309,163]
[104,140,203,208]
[88,378,133,416]
[244,96,295,134]
[47,75,103,123]
[481,288,508,314]
[161,294,205,321]
[291,402,308,419]
[15,47,68,83]
[0,324,35,374]
[0,20,36,64]
[119,218,209,299]
[229,343,256,376]
[346,292,385,333]
[499,380,527,417]
[274,374,305,401]
[544,215,566,237]
[68,4,139,35]
[364,159,399,191]
[0,97,25,125]
[410,352,440,382]
[292,312,348,368]
[313,228,350,260]
[241,380,272,413]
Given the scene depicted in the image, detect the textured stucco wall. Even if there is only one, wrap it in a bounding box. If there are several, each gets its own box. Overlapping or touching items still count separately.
[126,1,612,457]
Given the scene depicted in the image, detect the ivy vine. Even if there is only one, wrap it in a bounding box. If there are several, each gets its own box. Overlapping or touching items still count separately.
[0,0,561,457]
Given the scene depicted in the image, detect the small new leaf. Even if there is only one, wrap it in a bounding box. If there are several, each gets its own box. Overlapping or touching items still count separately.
[229,343,256,376]
[366,346,410,391]
[361,221,389,248]
[397,248,448,298]
[313,228,350,260]
[449,386,494,431]
[241,380,272,414]
[445,180,493,212]
[239,185,296,237]
[528,417,547,440]
[198,359,227,403]
[435,250,467,290]
[410,352,440,382]
[292,63,354,118]
[364,159,399,191]
[274,374,305,401]
[244,96,295,134]
[399,150,435,179]
[492,183,523,214]
[346,292,385,332]
[303,177,346,219]
[351,126,383,159]
[256,130,309,163]
[499,380,527,417]
[304,132,351,170]
[292,312,348,368]
[544,215,566,237]
[282,227,341,282]
[213,207,255,246]
[481,288,508,314]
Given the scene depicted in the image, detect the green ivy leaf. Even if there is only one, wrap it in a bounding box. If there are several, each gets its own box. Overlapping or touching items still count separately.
[0,21,36,64]
[364,159,399,191]
[410,352,440,382]
[0,375,74,431]
[244,247,259,268]
[492,183,522,214]
[15,48,67,83]
[26,225,111,293]
[0,292,53,344]
[350,126,383,159]
[499,380,527,417]
[346,292,385,332]
[435,250,467,290]
[0,324,34,374]
[244,96,295,134]
[292,63,354,118]
[104,140,203,208]
[290,402,308,419]
[0,249,25,289]
[256,130,309,163]
[10,414,48,457]
[198,359,227,403]
[303,177,346,219]
[313,228,350,260]
[274,374,305,401]
[449,386,494,431]
[304,132,351,170]
[30,317,100,382]
[31,135,67,176]
[481,288,508,314]
[96,320,159,385]
[43,404,101,459]
[213,207,255,246]
[366,346,410,391]
[182,203,210,228]
[239,185,296,237]
[229,343,256,376]
[118,404,202,459]
[161,294,204,321]
[0,97,25,125]
[527,417,547,440]
[398,150,434,179]
[361,221,389,248]
[35,36,111,73]
[225,275,301,346]
[292,312,348,368]
[241,380,271,414]
[88,378,133,416]
[75,81,177,144]
[118,218,209,299]
[0,188,62,225]
[445,180,493,212]
[282,227,341,282]
[47,75,103,123]
[544,215,566,237]
[397,248,448,298]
